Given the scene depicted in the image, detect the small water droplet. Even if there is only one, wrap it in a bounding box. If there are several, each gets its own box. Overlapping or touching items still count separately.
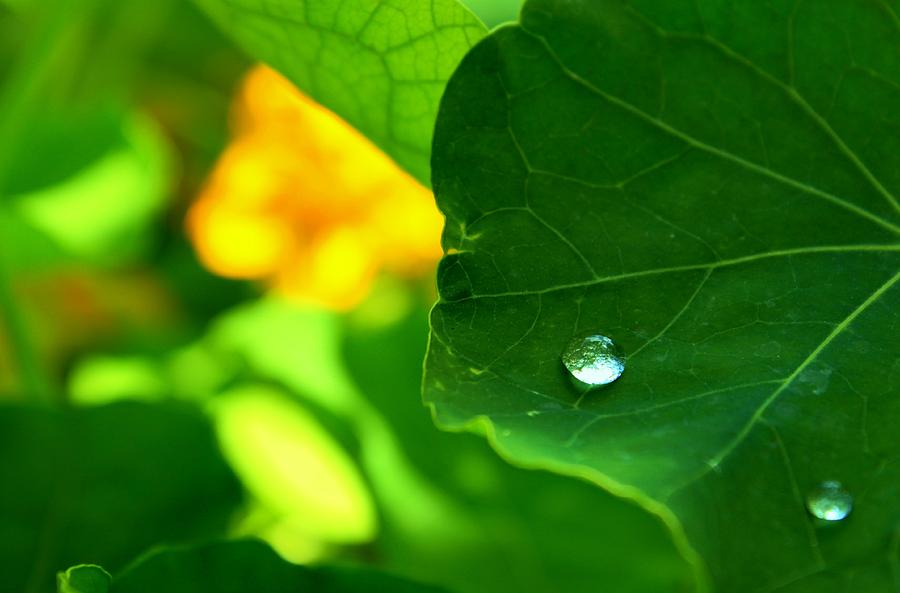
[561,333,625,388]
[806,480,853,521]
[526,410,541,417]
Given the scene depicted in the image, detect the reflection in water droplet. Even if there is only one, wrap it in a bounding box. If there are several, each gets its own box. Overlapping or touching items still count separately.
[561,334,625,388]
[806,481,853,521]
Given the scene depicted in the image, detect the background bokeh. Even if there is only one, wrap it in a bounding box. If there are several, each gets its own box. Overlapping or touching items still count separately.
[0,1,694,592]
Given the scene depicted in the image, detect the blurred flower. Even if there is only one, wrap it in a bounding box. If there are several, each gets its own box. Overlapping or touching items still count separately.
[187,66,443,310]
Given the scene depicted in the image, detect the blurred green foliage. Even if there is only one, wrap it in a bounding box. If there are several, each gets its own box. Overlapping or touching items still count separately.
[86,540,450,593]
[0,402,241,593]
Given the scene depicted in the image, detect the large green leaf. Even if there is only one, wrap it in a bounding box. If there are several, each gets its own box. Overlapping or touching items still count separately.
[193,0,487,185]
[344,305,693,593]
[424,0,900,591]
[0,402,241,593]
[63,539,448,593]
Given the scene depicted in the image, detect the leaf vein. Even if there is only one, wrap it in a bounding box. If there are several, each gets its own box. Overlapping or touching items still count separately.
[441,244,900,303]
[670,268,900,495]
[522,30,900,235]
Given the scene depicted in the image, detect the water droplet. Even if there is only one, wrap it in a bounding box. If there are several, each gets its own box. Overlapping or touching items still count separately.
[806,481,853,521]
[561,333,625,388]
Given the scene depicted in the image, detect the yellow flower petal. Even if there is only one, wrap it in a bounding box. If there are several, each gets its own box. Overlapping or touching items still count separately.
[188,65,443,309]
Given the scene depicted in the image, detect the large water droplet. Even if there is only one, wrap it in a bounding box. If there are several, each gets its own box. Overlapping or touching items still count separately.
[561,333,625,387]
[806,480,853,521]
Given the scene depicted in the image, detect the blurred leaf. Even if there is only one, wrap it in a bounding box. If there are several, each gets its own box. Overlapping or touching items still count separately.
[209,298,360,414]
[78,539,449,593]
[0,401,242,593]
[4,108,122,197]
[0,206,68,271]
[0,0,103,199]
[205,299,493,578]
[344,306,693,593]
[425,0,900,591]
[165,341,237,401]
[57,566,112,593]
[10,112,171,267]
[212,384,378,544]
[0,0,24,11]
[462,0,521,27]
[157,234,257,327]
[192,0,486,185]
[68,355,169,405]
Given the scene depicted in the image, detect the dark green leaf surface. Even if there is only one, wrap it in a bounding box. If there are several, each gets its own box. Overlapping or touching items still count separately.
[110,539,448,593]
[344,308,693,593]
[425,1,900,591]
[57,565,112,593]
[193,0,487,185]
[0,402,241,593]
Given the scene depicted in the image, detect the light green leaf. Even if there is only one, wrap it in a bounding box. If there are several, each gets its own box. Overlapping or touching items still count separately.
[68,355,169,405]
[425,1,900,591]
[192,0,486,185]
[10,112,171,267]
[57,565,112,593]
[0,402,241,593]
[0,108,172,273]
[110,539,448,593]
[461,0,521,27]
[211,384,378,544]
[208,298,361,414]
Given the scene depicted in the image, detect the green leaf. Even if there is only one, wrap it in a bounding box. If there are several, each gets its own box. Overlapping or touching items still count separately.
[0,107,172,273]
[203,296,693,592]
[68,355,170,405]
[344,306,694,593]
[461,0,521,27]
[211,384,378,544]
[0,402,242,593]
[8,111,172,267]
[57,565,112,593]
[109,539,448,593]
[425,1,900,591]
[192,0,487,185]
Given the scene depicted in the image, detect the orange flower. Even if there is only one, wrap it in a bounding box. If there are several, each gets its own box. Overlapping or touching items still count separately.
[187,66,442,310]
